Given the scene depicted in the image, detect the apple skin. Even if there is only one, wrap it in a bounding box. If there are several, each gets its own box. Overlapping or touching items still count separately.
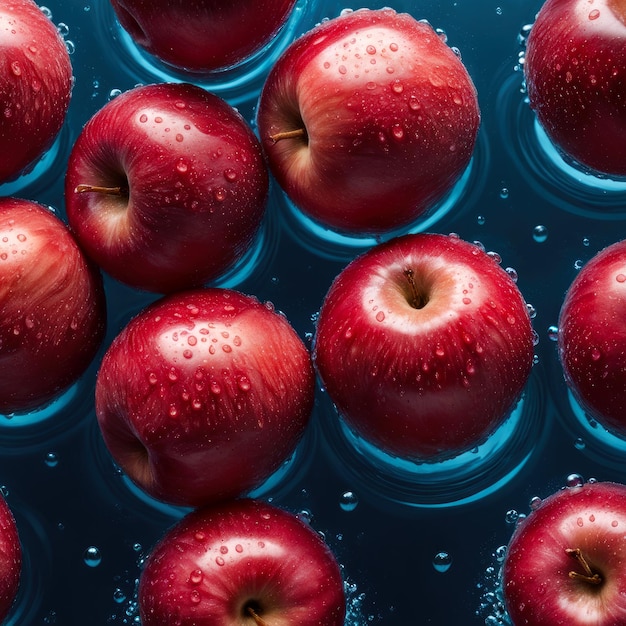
[313,233,534,461]
[138,498,346,626]
[524,0,626,177]
[0,198,106,415]
[65,82,268,294]
[0,493,20,623]
[502,480,626,625]
[256,7,480,235]
[558,239,626,436]
[95,288,315,508]
[109,0,297,73]
[0,0,73,183]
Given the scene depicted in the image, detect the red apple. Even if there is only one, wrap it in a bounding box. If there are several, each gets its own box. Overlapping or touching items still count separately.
[95,287,315,508]
[502,480,626,625]
[138,498,346,625]
[313,233,535,460]
[0,197,106,415]
[0,493,20,622]
[558,239,626,437]
[524,0,626,177]
[65,82,268,294]
[109,0,297,73]
[256,7,480,235]
[0,0,73,183]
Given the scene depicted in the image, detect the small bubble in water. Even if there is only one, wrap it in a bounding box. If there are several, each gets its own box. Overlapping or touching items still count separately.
[432,551,452,573]
[494,545,507,563]
[499,187,509,199]
[339,491,359,512]
[505,510,519,524]
[56,22,69,37]
[547,325,559,341]
[582,237,590,247]
[567,473,585,488]
[65,40,76,55]
[84,546,102,567]
[477,215,485,225]
[505,267,518,282]
[533,225,548,243]
[44,452,58,467]
[526,303,537,318]
[529,496,542,510]
[113,588,126,604]
[574,259,584,270]
[574,437,586,450]
[108,88,122,100]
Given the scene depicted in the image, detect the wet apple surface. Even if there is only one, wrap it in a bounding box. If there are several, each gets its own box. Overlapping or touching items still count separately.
[2,0,626,624]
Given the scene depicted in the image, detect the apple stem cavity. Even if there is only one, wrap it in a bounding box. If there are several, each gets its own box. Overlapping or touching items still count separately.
[247,606,269,626]
[566,548,603,586]
[74,183,129,197]
[403,268,428,309]
[269,127,307,144]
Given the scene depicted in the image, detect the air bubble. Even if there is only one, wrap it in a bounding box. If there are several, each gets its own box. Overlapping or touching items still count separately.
[83,546,102,567]
[532,225,548,243]
[339,491,359,512]
[547,325,559,341]
[44,452,59,467]
[566,473,585,488]
[432,552,452,573]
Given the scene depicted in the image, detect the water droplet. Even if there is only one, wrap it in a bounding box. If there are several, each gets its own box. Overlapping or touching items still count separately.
[366,45,376,55]
[375,311,385,322]
[223,168,238,182]
[566,473,585,488]
[532,225,548,243]
[589,8,600,19]
[108,88,122,100]
[189,569,203,585]
[213,188,227,202]
[616,274,626,283]
[499,187,509,199]
[529,496,542,510]
[389,42,398,52]
[391,80,404,94]
[83,546,102,567]
[505,267,518,282]
[190,589,202,604]
[505,510,519,524]
[215,556,225,566]
[176,160,188,174]
[175,133,184,142]
[432,552,452,573]
[113,588,126,604]
[591,347,602,361]
[339,491,359,512]
[10,61,21,76]
[338,65,347,75]
[44,452,58,467]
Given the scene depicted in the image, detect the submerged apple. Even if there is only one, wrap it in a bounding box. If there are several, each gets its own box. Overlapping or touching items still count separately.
[503,480,626,625]
[138,498,346,625]
[95,288,315,507]
[0,0,73,183]
[109,0,298,73]
[524,0,626,176]
[0,197,106,415]
[558,239,626,437]
[257,7,480,234]
[0,493,20,622]
[313,233,534,460]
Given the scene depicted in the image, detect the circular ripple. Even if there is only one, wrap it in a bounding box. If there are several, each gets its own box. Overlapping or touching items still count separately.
[319,371,546,509]
[498,71,626,219]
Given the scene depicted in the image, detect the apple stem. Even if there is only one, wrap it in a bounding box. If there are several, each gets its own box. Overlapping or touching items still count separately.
[566,548,603,585]
[268,128,307,143]
[404,268,427,309]
[247,606,269,626]
[74,184,128,196]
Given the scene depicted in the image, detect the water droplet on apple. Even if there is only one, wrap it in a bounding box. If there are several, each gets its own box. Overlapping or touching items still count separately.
[529,496,542,510]
[338,65,347,75]
[340,491,359,512]
[210,381,221,395]
[175,133,184,143]
[462,297,472,305]
[215,556,225,566]
[391,125,404,140]
[190,589,201,604]
[83,546,102,567]
[176,160,188,174]
[108,88,122,100]
[391,80,403,94]
[591,347,602,361]
[566,473,585,488]
[408,96,421,111]
[223,168,238,182]
[10,61,21,76]
[189,569,203,585]
[213,188,227,202]
[375,311,385,322]
[588,8,600,19]
[432,552,452,573]
[616,273,626,283]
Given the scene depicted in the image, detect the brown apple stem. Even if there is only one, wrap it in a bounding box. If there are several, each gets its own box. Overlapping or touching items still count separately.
[403,268,427,309]
[268,128,307,143]
[566,548,603,585]
[247,607,269,626]
[74,184,128,196]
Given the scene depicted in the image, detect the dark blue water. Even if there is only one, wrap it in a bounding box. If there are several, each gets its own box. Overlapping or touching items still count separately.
[2,0,624,623]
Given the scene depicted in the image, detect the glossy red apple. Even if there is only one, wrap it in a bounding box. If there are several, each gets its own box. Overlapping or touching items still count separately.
[0,0,73,183]
[109,0,298,73]
[503,480,626,625]
[257,7,480,235]
[0,197,106,415]
[138,498,346,625]
[65,82,268,294]
[524,0,626,177]
[558,239,626,436]
[313,233,535,460]
[0,493,20,622]
[95,288,315,508]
